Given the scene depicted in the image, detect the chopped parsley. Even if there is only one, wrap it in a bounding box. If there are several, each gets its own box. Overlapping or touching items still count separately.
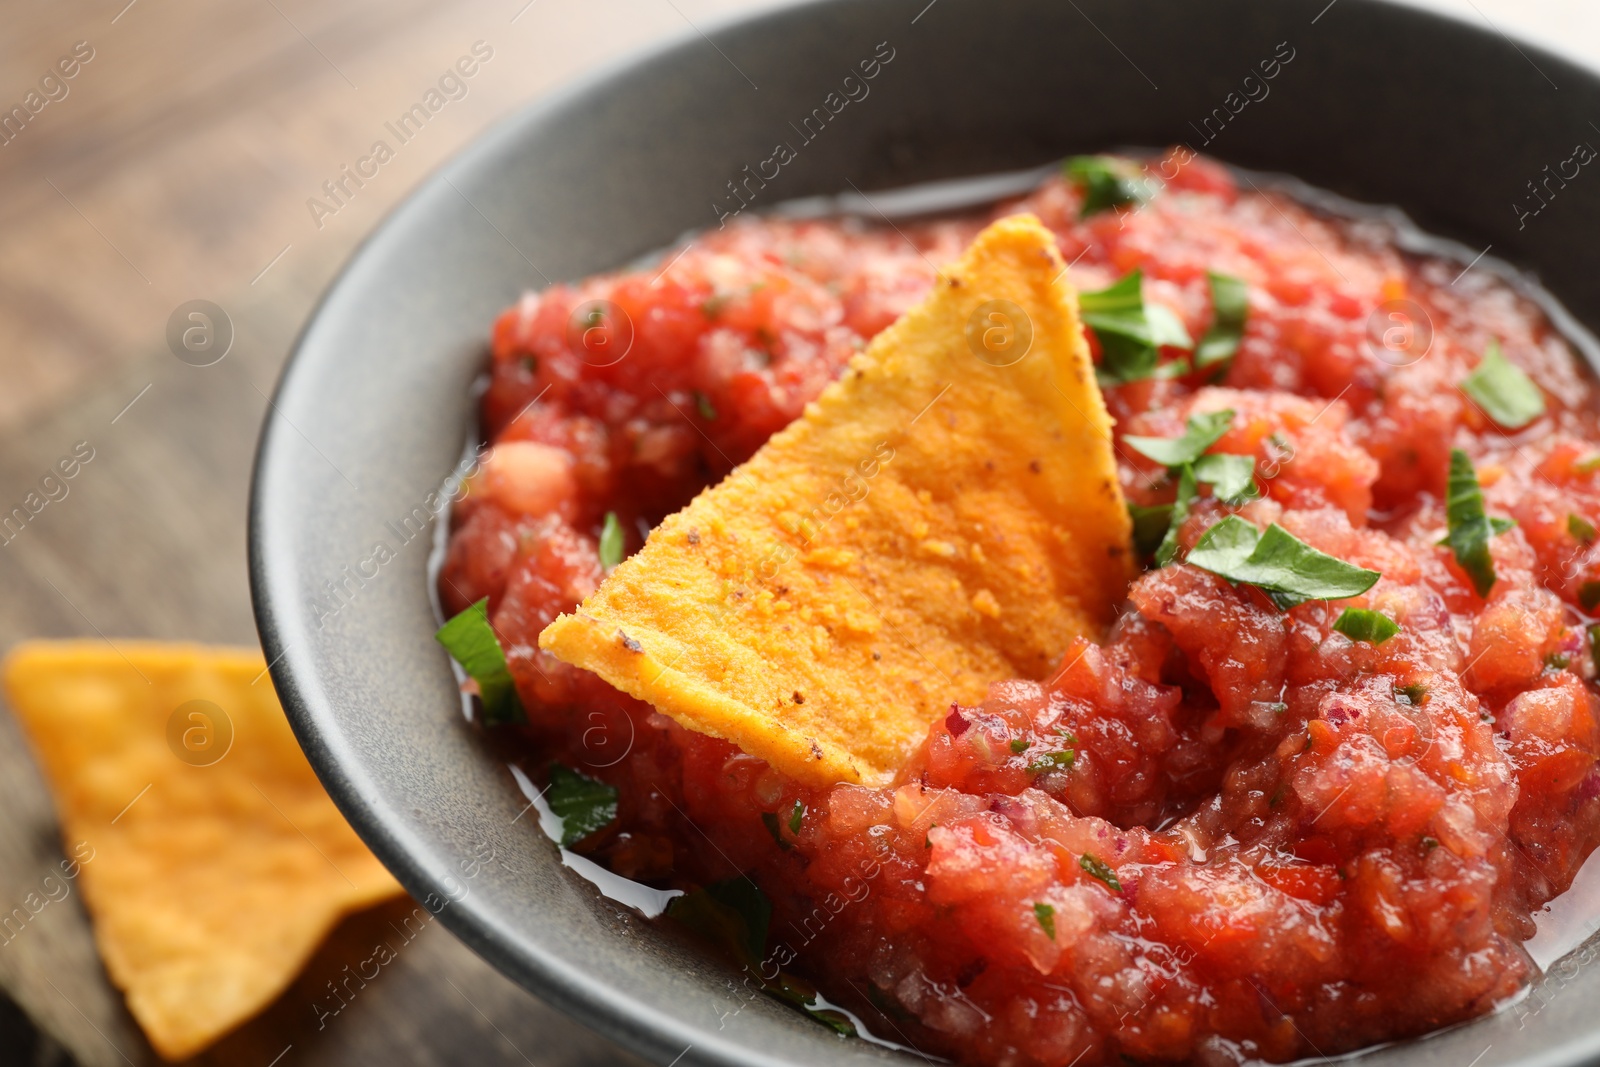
[1028,747,1077,774]
[598,511,625,571]
[1395,683,1428,705]
[1581,581,1600,612]
[762,800,807,853]
[1079,853,1123,893]
[1064,155,1149,218]
[1460,340,1546,430]
[1129,502,1175,558]
[668,877,771,966]
[1033,901,1057,939]
[1442,450,1515,598]
[435,598,526,726]
[1577,453,1600,475]
[1155,463,1197,568]
[1192,453,1260,505]
[545,763,619,847]
[1591,624,1600,675]
[1010,738,1031,754]
[1571,514,1597,544]
[1125,410,1233,467]
[1332,607,1400,645]
[1080,270,1194,384]
[1186,517,1382,610]
[1126,410,1259,564]
[1195,271,1248,372]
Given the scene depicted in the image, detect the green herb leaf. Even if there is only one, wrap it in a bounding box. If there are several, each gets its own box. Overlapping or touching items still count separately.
[1332,607,1400,645]
[1124,410,1234,467]
[1081,270,1193,384]
[598,511,625,571]
[1193,453,1259,505]
[1581,582,1600,612]
[1129,502,1174,559]
[1195,271,1248,371]
[1577,454,1600,474]
[1027,747,1077,774]
[1064,155,1148,218]
[1443,450,1514,598]
[1079,853,1122,893]
[1154,464,1197,568]
[1591,624,1600,676]
[1460,340,1546,430]
[695,390,718,421]
[761,811,793,851]
[1033,902,1056,939]
[1186,517,1382,610]
[546,763,619,847]
[1571,514,1597,544]
[667,876,771,966]
[1547,651,1572,671]
[435,598,526,726]
[1010,738,1031,754]
[1396,683,1428,705]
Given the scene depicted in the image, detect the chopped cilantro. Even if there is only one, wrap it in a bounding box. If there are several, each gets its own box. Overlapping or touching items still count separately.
[1028,747,1077,774]
[1186,517,1381,610]
[1010,738,1031,754]
[1591,624,1600,675]
[1395,683,1428,705]
[1571,513,1597,544]
[695,390,718,421]
[1080,270,1194,384]
[1192,453,1260,505]
[1129,502,1174,558]
[1033,901,1057,939]
[1064,155,1148,218]
[667,876,771,966]
[1421,836,1440,853]
[1582,582,1600,612]
[435,598,526,726]
[1079,853,1122,893]
[1195,271,1248,372]
[1125,410,1233,467]
[1547,651,1572,671]
[598,511,625,571]
[1154,464,1197,568]
[1442,450,1514,598]
[761,811,793,851]
[545,763,619,847]
[788,800,805,835]
[1332,607,1400,645]
[1577,454,1600,475]
[1460,340,1546,430]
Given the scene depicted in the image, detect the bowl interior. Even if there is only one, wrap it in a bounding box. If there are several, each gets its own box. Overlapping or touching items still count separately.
[251,1,1600,1064]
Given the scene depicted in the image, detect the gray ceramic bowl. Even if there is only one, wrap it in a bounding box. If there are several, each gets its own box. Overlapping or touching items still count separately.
[250,1,1600,1064]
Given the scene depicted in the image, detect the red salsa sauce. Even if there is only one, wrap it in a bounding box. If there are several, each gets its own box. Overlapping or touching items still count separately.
[439,151,1600,1065]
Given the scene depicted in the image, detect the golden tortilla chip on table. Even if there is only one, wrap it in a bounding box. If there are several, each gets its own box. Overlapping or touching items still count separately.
[541,214,1132,787]
[3,641,403,1061]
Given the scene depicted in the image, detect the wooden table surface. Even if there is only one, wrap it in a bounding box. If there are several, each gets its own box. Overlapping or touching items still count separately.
[0,1,1594,1065]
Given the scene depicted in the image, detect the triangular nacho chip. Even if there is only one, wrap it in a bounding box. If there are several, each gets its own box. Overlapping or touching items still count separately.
[541,214,1132,787]
[3,641,403,1061]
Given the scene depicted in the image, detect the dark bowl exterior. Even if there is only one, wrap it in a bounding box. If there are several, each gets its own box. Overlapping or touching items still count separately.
[250,2,1600,1064]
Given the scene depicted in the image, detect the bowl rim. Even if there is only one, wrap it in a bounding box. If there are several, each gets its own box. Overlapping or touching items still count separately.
[249,2,1600,1065]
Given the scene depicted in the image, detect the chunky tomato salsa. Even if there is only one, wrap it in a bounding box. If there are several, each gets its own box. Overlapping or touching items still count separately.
[438,150,1600,1066]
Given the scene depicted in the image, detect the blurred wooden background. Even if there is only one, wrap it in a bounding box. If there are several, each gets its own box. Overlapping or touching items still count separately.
[0,1,1593,1065]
